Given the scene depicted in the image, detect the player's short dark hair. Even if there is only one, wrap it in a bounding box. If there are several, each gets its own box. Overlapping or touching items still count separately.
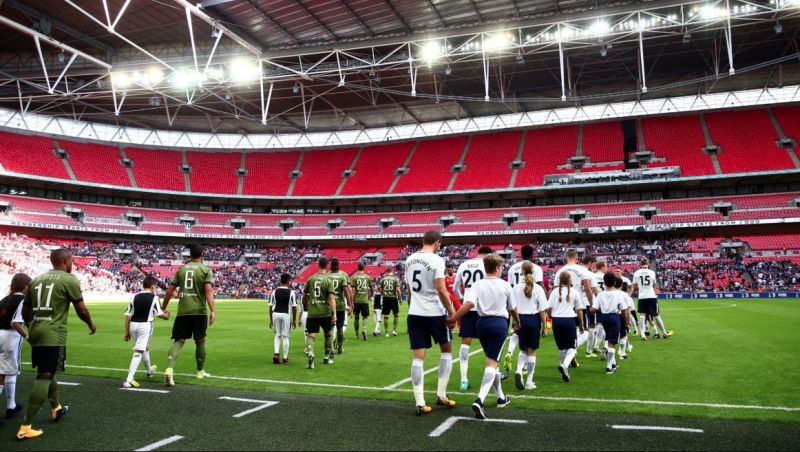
[615,277,624,289]
[142,276,159,289]
[330,257,340,272]
[621,282,629,292]
[520,245,534,260]
[50,248,72,267]
[422,230,441,245]
[358,262,365,271]
[566,249,578,259]
[483,254,504,274]
[595,260,607,271]
[603,272,617,289]
[9,273,31,294]
[640,258,649,267]
[188,244,204,259]
[280,273,292,284]
[582,255,596,265]
[318,257,329,270]
[478,246,493,255]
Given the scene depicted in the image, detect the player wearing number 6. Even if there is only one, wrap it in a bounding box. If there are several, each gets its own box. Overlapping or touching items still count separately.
[17,249,96,441]
[161,244,216,386]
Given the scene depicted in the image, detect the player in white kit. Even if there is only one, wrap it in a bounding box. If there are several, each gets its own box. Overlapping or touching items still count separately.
[632,258,673,340]
[453,246,492,391]
[503,245,544,378]
[123,276,170,388]
[553,249,594,367]
[0,273,31,420]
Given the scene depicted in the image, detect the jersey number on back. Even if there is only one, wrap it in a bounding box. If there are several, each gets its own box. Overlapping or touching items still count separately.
[312,280,323,302]
[411,271,422,292]
[462,270,484,289]
[638,275,652,286]
[33,283,55,311]
[356,279,369,291]
[184,270,195,290]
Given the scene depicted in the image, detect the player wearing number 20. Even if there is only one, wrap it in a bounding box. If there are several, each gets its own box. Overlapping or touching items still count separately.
[17,248,96,441]
[453,246,492,391]
[161,244,216,386]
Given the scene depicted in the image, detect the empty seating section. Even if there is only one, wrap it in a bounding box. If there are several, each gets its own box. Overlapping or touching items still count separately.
[141,210,180,223]
[240,226,283,236]
[340,142,414,195]
[141,223,186,233]
[730,208,800,220]
[331,226,381,236]
[773,106,800,144]
[511,219,574,229]
[243,151,299,196]
[447,222,507,232]
[1,195,63,214]
[652,212,724,224]
[287,227,329,236]
[378,246,407,260]
[514,126,578,187]
[126,147,185,191]
[0,132,69,179]
[10,212,79,225]
[391,211,446,225]
[246,214,284,226]
[727,193,795,209]
[192,225,236,235]
[689,237,722,252]
[342,213,387,226]
[641,115,715,176]
[84,221,137,230]
[456,209,507,223]
[292,147,359,196]
[580,216,645,227]
[453,131,521,190]
[60,141,130,186]
[393,136,467,193]
[383,224,441,234]
[736,234,800,251]
[705,109,794,173]
[582,121,624,163]
[322,247,370,260]
[188,151,240,194]
[80,204,130,220]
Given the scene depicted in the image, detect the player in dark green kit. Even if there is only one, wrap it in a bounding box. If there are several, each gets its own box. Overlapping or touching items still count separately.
[380,269,402,337]
[303,257,337,368]
[161,244,216,386]
[17,249,96,441]
[350,263,373,341]
[329,258,352,354]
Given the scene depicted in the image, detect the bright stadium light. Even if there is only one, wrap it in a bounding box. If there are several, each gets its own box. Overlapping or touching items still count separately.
[111,72,131,89]
[420,40,443,64]
[587,19,611,37]
[171,68,202,89]
[229,58,260,83]
[484,32,512,51]
[145,67,164,86]
[700,4,729,19]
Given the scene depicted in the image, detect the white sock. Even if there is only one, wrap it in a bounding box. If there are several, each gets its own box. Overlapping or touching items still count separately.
[563,348,577,368]
[577,331,589,348]
[515,351,526,374]
[594,326,606,349]
[373,312,380,332]
[639,315,646,338]
[619,338,628,356]
[558,349,566,365]
[607,348,616,369]
[411,359,425,407]
[437,353,452,398]
[5,375,16,409]
[493,369,505,399]
[477,367,495,403]
[459,344,470,382]
[142,351,152,373]
[585,330,595,353]
[508,333,519,356]
[525,356,536,384]
[0,385,4,401]
[127,352,143,382]
[656,317,667,335]
[274,335,281,355]
[282,338,290,359]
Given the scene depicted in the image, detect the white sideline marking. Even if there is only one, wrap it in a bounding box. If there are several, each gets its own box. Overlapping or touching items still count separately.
[134,435,184,451]
[120,387,170,394]
[430,416,527,437]
[611,425,704,433]
[44,362,800,413]
[664,303,737,311]
[384,348,485,389]
[57,381,80,386]
[219,396,279,418]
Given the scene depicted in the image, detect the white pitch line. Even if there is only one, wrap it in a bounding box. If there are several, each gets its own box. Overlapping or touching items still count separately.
[430,416,527,437]
[611,425,704,433]
[57,381,81,386]
[134,435,184,451]
[120,387,170,394]
[384,348,485,389]
[219,396,279,418]
[664,303,737,311]
[45,362,800,413]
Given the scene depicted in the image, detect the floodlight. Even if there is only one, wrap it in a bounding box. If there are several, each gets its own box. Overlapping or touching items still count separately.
[421,40,442,63]
[229,58,260,83]
[111,72,131,89]
[587,20,611,37]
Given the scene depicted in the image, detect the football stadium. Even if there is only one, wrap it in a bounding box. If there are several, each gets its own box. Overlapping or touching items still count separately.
[0,0,799,450]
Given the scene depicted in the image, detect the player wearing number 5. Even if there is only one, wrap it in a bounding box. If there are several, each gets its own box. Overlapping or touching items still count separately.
[453,246,492,391]
[17,249,96,441]
[161,244,216,386]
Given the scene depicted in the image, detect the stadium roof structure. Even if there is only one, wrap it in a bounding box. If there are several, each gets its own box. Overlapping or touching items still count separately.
[0,0,799,136]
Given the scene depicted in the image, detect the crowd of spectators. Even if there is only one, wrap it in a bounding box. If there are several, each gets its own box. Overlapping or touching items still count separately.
[749,260,800,292]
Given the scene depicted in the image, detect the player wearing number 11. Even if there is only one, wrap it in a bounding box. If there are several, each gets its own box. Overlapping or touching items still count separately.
[161,244,216,386]
[17,248,96,441]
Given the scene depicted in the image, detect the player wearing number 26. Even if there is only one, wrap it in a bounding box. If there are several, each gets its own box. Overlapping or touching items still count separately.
[161,244,216,386]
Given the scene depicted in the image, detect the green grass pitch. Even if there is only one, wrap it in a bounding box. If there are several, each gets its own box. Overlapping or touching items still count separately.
[1,298,799,450]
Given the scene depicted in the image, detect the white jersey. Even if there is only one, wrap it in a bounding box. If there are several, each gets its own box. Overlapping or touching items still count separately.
[454,257,487,311]
[464,277,515,318]
[633,268,658,299]
[405,251,447,317]
[593,271,606,292]
[623,292,635,310]
[592,290,628,314]
[513,283,548,315]
[508,260,544,287]
[554,264,593,308]
[548,287,582,318]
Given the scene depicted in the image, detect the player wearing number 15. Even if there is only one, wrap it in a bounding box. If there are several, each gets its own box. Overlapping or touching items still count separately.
[161,244,216,386]
[17,248,97,441]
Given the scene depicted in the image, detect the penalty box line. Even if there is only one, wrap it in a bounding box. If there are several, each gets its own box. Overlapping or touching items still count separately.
[47,362,800,413]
